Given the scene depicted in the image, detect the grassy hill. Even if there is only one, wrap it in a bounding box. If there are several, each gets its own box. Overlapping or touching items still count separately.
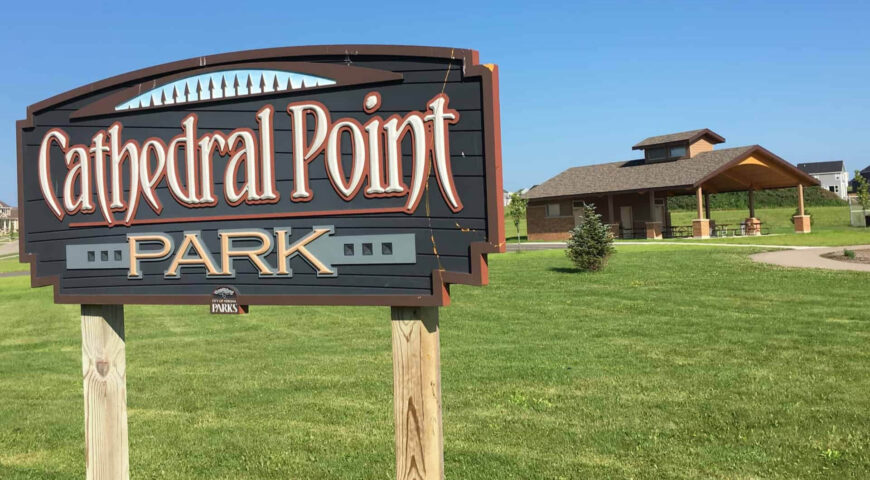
[669,186,845,211]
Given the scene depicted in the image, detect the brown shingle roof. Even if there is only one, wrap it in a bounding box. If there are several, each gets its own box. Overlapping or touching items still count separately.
[632,128,725,150]
[525,145,757,200]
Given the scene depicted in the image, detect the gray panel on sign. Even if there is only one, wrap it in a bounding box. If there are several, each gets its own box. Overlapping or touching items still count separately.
[66,243,130,269]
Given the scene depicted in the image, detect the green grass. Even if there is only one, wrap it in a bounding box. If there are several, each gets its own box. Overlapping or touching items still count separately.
[505,213,527,243]
[0,256,26,274]
[668,206,870,246]
[1,247,869,478]
[670,205,852,234]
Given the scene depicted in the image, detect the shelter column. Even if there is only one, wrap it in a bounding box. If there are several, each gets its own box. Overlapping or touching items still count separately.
[693,187,711,239]
[645,190,661,239]
[607,194,618,238]
[749,190,756,218]
[798,184,805,215]
[746,189,761,235]
[704,193,711,220]
[794,183,811,233]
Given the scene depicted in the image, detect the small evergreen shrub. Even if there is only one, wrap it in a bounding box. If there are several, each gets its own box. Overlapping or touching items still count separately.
[844,249,856,259]
[565,203,614,272]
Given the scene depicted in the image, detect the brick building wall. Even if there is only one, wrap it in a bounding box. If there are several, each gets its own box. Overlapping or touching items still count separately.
[527,199,575,241]
[527,193,671,241]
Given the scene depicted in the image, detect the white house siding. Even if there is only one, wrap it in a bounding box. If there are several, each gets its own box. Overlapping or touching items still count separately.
[809,171,849,200]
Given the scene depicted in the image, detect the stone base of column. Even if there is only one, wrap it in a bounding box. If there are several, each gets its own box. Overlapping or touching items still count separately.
[692,219,710,239]
[608,223,620,238]
[745,217,762,236]
[793,215,811,233]
[645,221,662,240]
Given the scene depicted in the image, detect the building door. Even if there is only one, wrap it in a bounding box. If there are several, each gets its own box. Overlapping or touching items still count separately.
[620,206,633,237]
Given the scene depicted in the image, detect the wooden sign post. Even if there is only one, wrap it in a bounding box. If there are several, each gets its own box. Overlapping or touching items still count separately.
[81,305,129,480]
[392,306,443,480]
[17,45,503,478]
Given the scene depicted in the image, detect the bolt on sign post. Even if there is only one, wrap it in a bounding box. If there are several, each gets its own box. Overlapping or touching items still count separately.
[17,45,503,479]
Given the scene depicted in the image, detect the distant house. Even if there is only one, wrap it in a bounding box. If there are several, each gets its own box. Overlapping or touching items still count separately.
[524,129,818,240]
[796,161,849,200]
[0,200,17,234]
[851,165,870,193]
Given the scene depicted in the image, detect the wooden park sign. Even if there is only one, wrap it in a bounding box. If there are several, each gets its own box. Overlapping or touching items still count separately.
[17,45,504,479]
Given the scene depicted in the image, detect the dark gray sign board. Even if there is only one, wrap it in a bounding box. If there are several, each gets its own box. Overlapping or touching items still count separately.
[17,45,504,306]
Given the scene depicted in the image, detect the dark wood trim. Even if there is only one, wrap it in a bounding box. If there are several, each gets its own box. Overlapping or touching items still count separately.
[18,45,505,307]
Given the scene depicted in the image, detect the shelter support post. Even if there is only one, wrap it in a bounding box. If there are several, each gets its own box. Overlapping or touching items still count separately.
[81,304,129,480]
[607,194,614,225]
[748,190,756,219]
[794,184,811,233]
[645,190,662,239]
[391,306,443,480]
[693,187,710,239]
[607,194,618,238]
[745,190,761,235]
[704,193,711,220]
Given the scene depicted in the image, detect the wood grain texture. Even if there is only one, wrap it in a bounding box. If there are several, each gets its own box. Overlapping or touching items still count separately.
[391,306,443,480]
[81,304,129,480]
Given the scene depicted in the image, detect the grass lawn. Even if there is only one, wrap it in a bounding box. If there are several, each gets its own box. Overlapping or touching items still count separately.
[1,247,869,479]
[0,256,26,274]
[505,213,527,243]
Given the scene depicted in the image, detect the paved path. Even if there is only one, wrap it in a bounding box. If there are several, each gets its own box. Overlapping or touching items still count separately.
[0,241,17,257]
[0,271,26,278]
[751,245,870,272]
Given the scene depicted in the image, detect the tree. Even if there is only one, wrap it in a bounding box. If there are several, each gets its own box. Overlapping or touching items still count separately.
[507,191,528,251]
[854,170,870,226]
[565,203,615,272]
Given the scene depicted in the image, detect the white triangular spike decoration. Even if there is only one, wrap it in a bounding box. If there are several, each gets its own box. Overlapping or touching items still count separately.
[251,73,262,94]
[114,69,338,111]
[163,86,174,105]
[263,72,274,93]
[289,73,302,89]
[275,72,290,90]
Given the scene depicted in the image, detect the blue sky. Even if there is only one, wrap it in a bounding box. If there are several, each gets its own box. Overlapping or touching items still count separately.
[1,0,869,204]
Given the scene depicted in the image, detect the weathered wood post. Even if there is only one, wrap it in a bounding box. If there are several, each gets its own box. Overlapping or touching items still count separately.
[391,306,443,480]
[81,305,129,480]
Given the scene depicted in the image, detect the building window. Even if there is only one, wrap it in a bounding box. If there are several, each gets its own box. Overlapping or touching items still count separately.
[668,145,687,157]
[831,185,839,193]
[646,144,687,161]
[647,147,667,160]
[546,203,561,217]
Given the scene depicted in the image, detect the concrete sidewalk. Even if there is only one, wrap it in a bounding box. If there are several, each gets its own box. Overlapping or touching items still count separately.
[0,240,17,257]
[751,245,870,272]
